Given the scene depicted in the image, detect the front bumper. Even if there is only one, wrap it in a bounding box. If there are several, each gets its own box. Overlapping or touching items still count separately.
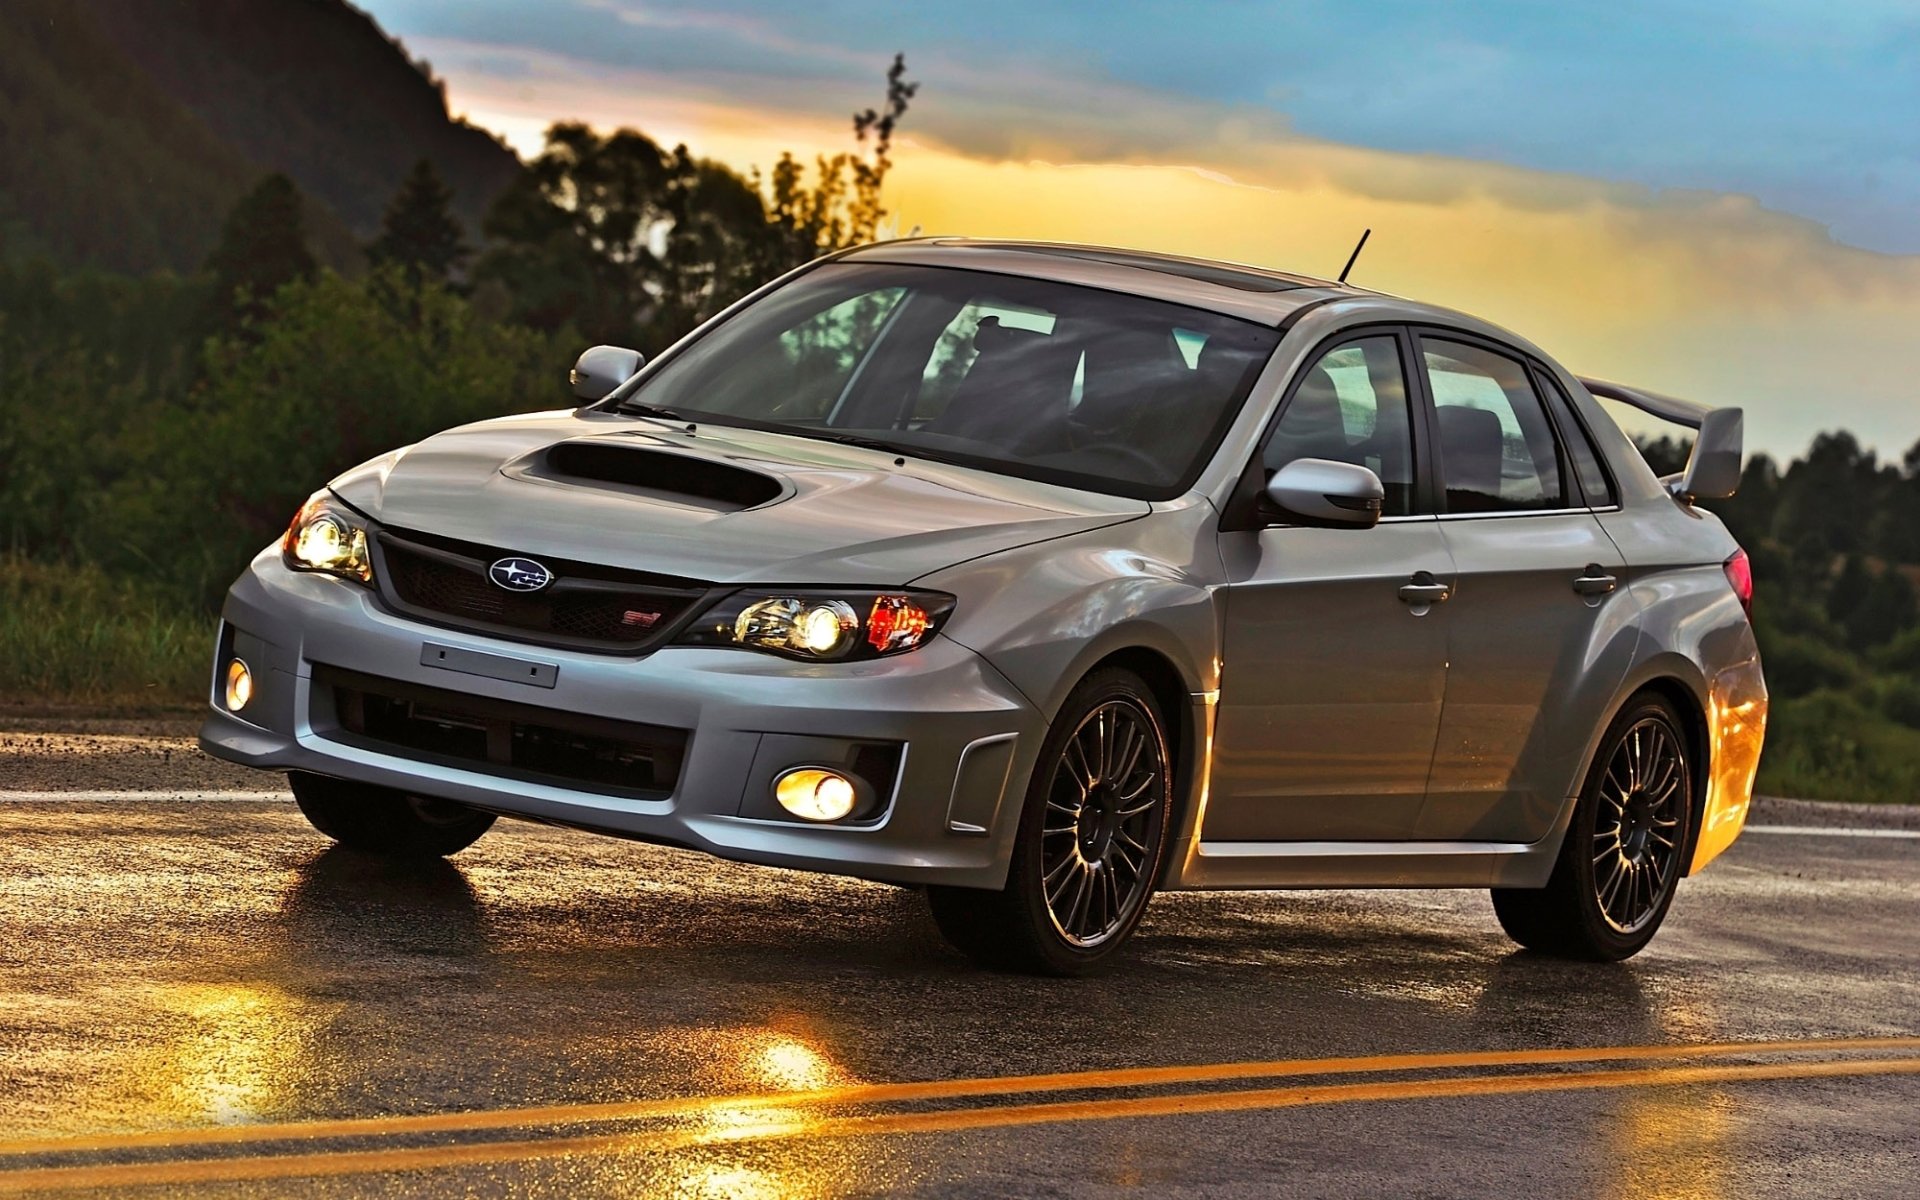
[200,549,1044,888]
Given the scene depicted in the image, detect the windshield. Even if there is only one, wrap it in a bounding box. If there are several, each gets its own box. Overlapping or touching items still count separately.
[609,263,1281,499]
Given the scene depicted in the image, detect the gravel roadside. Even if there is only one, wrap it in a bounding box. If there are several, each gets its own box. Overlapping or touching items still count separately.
[0,725,269,793]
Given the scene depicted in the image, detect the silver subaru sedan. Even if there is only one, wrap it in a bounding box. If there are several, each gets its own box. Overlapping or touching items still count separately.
[200,239,1767,974]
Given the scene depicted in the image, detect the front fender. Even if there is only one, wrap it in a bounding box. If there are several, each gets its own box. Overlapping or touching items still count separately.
[913,499,1221,721]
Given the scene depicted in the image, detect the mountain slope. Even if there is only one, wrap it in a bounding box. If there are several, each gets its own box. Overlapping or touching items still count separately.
[0,0,522,274]
[0,0,277,272]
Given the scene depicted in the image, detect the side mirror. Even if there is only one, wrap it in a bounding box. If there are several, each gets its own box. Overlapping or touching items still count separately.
[1671,407,1743,502]
[570,345,645,402]
[1265,458,1384,529]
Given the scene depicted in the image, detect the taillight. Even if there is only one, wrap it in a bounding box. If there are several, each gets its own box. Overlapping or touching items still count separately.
[1723,548,1753,619]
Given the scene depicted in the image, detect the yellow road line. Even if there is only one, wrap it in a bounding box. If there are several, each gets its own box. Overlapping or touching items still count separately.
[2,1054,1917,1194]
[1,1036,1916,1161]
[3,1029,1920,1159]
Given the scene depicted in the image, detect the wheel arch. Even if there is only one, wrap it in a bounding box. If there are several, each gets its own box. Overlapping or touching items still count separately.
[1065,644,1202,893]
[1088,643,1195,782]
[1589,668,1714,876]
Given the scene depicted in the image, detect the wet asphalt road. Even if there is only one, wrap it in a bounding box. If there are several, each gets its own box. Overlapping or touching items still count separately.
[0,783,1916,1196]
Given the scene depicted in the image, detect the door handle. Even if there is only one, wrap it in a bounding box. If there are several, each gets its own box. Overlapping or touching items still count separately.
[1572,566,1618,596]
[1398,573,1452,605]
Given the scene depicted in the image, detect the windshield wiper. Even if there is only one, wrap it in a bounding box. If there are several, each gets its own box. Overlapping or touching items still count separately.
[800,431,964,465]
[613,400,686,422]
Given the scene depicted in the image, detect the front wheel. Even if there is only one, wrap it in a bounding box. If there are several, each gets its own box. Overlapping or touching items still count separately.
[289,772,496,858]
[1491,694,1695,961]
[927,668,1173,975]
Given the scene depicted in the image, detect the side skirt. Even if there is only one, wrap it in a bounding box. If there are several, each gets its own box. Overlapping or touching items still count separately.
[1165,791,1576,893]
[1172,836,1561,890]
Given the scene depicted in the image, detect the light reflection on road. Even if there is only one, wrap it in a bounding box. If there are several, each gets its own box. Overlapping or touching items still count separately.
[1603,967,1731,1200]
[1608,1088,1733,1200]
[111,982,335,1129]
[623,1025,875,1200]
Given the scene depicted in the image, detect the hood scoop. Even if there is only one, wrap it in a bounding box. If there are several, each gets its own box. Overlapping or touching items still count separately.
[510,440,788,513]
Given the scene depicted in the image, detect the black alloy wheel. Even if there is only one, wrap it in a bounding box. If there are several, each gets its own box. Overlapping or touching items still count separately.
[1492,693,1695,961]
[1591,715,1688,934]
[928,668,1173,974]
[1039,696,1166,948]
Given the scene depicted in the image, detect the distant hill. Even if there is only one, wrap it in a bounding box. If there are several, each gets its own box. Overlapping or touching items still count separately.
[0,0,522,275]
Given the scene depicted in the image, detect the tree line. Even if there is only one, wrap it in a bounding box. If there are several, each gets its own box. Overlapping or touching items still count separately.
[0,56,917,604]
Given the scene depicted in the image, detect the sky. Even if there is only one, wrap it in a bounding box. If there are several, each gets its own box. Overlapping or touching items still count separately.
[357,0,1920,461]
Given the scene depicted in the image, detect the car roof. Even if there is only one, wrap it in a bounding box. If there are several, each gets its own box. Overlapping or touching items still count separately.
[842,237,1385,327]
[839,237,1559,369]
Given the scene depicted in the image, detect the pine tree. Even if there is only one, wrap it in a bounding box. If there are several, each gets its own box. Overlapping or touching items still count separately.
[204,173,317,325]
[368,159,469,284]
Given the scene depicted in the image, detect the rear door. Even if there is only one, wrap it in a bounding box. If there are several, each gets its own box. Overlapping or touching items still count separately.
[1411,332,1633,843]
[1210,331,1455,842]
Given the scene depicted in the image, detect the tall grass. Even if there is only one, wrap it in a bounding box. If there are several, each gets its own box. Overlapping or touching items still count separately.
[0,554,214,710]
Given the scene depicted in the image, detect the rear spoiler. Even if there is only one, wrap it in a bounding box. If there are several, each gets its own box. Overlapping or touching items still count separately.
[1578,377,1743,502]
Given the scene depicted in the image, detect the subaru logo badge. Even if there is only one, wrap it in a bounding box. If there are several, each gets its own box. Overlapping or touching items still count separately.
[488,557,553,593]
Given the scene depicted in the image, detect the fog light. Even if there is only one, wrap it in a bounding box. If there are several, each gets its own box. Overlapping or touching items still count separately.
[774,767,858,822]
[224,658,253,712]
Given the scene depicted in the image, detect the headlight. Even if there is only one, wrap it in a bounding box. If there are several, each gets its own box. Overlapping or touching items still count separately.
[676,589,954,661]
[282,492,373,584]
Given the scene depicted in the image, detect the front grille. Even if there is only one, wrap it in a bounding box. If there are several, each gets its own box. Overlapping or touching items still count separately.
[315,665,685,798]
[372,528,711,654]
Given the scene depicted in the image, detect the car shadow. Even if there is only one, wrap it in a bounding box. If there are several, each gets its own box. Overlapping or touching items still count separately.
[277,845,489,959]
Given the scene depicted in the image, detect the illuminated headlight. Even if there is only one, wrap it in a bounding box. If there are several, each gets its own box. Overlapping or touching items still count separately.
[223,659,253,712]
[734,598,860,658]
[677,590,954,661]
[282,492,373,584]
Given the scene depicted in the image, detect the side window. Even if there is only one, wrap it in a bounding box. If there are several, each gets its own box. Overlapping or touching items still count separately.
[1422,339,1566,513]
[1535,369,1617,507]
[1264,336,1416,516]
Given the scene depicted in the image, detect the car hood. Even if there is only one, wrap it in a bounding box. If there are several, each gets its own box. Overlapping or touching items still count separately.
[328,410,1148,585]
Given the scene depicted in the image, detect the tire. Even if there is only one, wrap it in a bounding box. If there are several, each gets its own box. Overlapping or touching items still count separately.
[1491,694,1696,961]
[927,668,1173,975]
[289,772,495,858]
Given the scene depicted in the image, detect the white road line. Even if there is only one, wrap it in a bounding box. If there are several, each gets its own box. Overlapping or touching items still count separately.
[1745,824,1920,839]
[0,790,289,803]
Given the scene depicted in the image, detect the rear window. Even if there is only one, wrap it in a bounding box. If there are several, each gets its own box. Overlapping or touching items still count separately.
[1535,370,1618,506]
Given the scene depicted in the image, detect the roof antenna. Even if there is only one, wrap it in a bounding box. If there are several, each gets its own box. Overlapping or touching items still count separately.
[1337,228,1371,284]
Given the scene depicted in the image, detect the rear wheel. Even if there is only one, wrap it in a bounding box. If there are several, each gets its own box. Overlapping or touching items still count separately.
[1492,694,1695,960]
[927,668,1173,975]
[289,772,495,858]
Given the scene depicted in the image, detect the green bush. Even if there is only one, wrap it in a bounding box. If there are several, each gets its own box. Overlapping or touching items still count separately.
[1753,628,1863,698]
[96,266,571,603]
[1873,627,1920,675]
[1882,677,1920,731]
[0,554,213,708]
[1757,690,1920,805]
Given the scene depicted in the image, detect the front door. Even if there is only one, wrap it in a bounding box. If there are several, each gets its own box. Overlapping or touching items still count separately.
[1210,333,1454,842]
